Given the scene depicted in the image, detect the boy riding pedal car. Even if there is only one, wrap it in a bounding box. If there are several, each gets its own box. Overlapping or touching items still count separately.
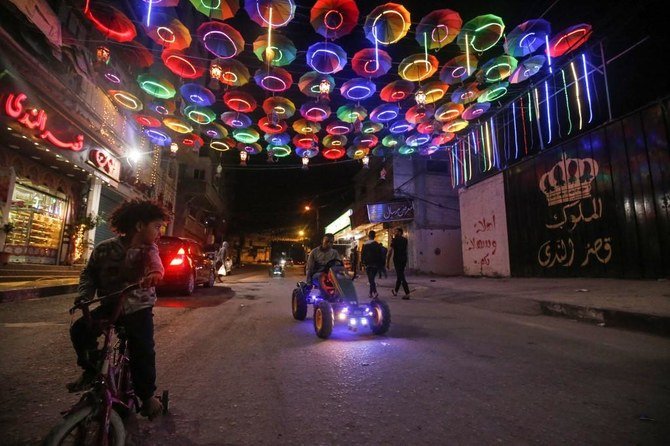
[68,199,169,420]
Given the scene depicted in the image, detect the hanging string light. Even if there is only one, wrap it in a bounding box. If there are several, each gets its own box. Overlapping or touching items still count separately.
[210,62,223,81]
[170,142,178,156]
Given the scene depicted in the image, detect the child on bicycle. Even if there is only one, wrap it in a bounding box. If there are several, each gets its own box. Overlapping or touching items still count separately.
[68,199,169,420]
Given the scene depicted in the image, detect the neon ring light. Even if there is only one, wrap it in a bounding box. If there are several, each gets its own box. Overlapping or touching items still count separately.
[361,121,384,134]
[198,21,244,59]
[254,67,292,92]
[380,80,415,103]
[292,119,321,134]
[382,134,404,147]
[457,14,505,53]
[258,117,288,134]
[323,135,348,148]
[340,78,376,101]
[300,102,332,122]
[389,119,415,134]
[326,120,353,135]
[416,121,438,134]
[398,54,439,82]
[370,103,400,123]
[478,82,509,103]
[478,55,518,83]
[296,147,319,158]
[245,0,296,28]
[264,132,291,146]
[293,134,318,149]
[306,42,347,74]
[322,147,346,160]
[161,50,206,79]
[396,145,415,156]
[210,138,235,152]
[548,24,592,58]
[351,48,392,78]
[134,115,161,128]
[432,132,455,145]
[144,128,171,146]
[203,123,228,139]
[163,117,193,133]
[267,144,292,157]
[239,142,263,155]
[221,111,252,128]
[109,90,142,111]
[224,91,257,113]
[364,4,411,45]
[233,127,260,144]
[462,102,491,120]
[184,106,216,125]
[443,119,469,133]
[406,133,431,147]
[419,145,439,156]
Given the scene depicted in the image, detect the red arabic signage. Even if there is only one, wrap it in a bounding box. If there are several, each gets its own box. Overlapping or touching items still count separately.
[4,92,84,151]
[88,148,120,182]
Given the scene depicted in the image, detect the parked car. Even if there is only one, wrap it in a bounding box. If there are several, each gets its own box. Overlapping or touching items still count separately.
[156,236,215,295]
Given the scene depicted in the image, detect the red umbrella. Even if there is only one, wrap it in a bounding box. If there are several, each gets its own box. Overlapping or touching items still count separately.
[405,104,434,124]
[293,133,319,149]
[548,24,593,58]
[326,120,353,135]
[310,0,359,40]
[84,3,136,42]
[113,41,154,68]
[134,114,162,127]
[223,90,257,113]
[380,80,415,102]
[258,117,287,134]
[415,9,462,51]
[351,48,392,78]
[162,49,206,79]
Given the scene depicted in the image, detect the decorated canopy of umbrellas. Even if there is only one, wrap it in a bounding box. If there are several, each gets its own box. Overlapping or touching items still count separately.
[82,0,596,164]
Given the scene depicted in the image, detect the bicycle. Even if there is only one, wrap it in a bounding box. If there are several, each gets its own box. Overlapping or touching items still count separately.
[43,284,169,446]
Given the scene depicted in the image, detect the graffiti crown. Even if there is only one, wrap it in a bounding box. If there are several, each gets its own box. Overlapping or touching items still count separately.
[539,154,599,206]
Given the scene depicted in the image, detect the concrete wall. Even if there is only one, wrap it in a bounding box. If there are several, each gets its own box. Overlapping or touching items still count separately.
[459,173,510,277]
[412,228,463,275]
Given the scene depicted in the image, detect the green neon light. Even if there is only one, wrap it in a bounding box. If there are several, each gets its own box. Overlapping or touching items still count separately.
[233,129,260,144]
[470,23,504,52]
[185,107,215,124]
[139,80,175,99]
[484,63,511,82]
[481,86,508,102]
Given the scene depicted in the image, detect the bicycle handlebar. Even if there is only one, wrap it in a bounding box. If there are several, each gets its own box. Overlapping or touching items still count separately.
[69,283,141,315]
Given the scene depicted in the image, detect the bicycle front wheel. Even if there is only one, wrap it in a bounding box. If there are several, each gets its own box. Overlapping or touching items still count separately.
[42,404,125,446]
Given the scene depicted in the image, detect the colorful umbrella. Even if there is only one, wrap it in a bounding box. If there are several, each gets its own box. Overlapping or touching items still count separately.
[418,145,439,156]
[322,147,346,160]
[450,82,482,104]
[388,119,415,134]
[361,121,384,134]
[184,106,217,125]
[267,144,292,157]
[254,67,292,92]
[382,134,404,147]
[181,133,205,150]
[210,137,236,151]
[252,33,297,67]
[435,102,464,122]
[353,134,379,148]
[462,102,491,120]
[337,104,367,123]
[310,0,359,40]
[148,100,176,116]
[432,132,455,145]
[509,55,545,84]
[306,42,347,74]
[439,54,478,85]
[326,120,353,135]
[245,0,296,28]
[364,3,411,45]
[405,105,434,124]
[296,147,319,158]
[476,55,518,83]
[347,147,369,160]
[396,145,416,156]
[163,117,193,133]
[102,68,123,85]
[113,40,154,68]
[146,17,191,50]
[239,142,263,155]
[370,103,400,123]
[262,97,296,119]
[548,24,593,58]
[224,90,257,113]
[144,128,171,146]
[220,111,252,128]
[399,53,439,82]
[298,71,336,98]
[457,14,505,53]
[264,132,291,145]
[292,119,321,135]
[380,80,415,102]
[213,58,250,86]
[300,101,332,122]
[203,122,229,139]
[134,114,162,127]
[293,133,319,149]
[198,21,244,59]
[180,83,216,106]
[416,120,440,134]
[323,134,348,148]
[137,74,175,99]
[372,146,390,157]
[443,119,468,133]
[477,82,509,103]
[415,9,462,51]
[351,48,392,78]
[84,3,136,42]
[162,49,206,79]
[419,81,449,104]
[233,128,260,144]
[258,117,288,134]
[189,0,239,21]
[108,90,143,111]
[340,78,377,101]
[504,19,551,57]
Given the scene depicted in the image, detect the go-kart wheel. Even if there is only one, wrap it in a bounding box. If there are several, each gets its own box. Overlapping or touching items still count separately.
[370,299,391,335]
[292,288,308,321]
[313,300,334,339]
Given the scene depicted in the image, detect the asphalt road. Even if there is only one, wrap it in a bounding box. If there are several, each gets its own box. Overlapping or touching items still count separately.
[0,264,669,445]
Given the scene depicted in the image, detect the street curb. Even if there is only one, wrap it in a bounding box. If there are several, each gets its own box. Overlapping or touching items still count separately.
[0,284,79,303]
[539,301,670,338]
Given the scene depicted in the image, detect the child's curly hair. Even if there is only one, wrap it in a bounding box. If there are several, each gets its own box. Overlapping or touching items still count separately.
[109,199,170,235]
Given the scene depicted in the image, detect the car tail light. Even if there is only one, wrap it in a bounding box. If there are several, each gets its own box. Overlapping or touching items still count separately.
[169,247,186,266]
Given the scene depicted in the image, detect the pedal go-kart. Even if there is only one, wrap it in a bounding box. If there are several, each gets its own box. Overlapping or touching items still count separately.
[291,259,391,339]
[269,258,286,277]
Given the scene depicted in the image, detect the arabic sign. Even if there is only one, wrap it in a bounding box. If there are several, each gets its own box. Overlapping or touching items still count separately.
[4,92,84,151]
[367,200,414,223]
[88,148,121,182]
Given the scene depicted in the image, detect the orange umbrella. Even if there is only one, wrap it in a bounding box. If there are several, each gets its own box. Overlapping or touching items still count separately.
[398,54,438,82]
[223,90,257,113]
[146,17,191,50]
[113,41,154,68]
[310,0,359,40]
[364,3,411,45]
[262,97,296,119]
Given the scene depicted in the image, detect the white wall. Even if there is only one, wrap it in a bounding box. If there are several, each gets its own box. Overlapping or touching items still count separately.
[459,173,510,277]
[411,228,463,275]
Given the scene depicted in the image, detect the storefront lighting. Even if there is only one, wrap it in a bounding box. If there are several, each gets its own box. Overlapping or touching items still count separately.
[128,149,141,164]
[96,46,111,64]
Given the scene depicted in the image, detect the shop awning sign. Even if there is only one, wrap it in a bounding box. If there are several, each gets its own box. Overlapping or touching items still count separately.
[367,200,414,223]
[4,92,84,151]
[325,209,353,235]
[88,148,121,182]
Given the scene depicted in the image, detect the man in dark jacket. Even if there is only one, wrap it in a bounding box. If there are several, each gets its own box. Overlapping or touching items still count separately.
[387,227,410,299]
[361,230,383,299]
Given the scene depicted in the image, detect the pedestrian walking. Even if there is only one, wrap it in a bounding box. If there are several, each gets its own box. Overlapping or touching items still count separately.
[378,243,388,279]
[349,238,359,279]
[387,227,410,299]
[361,230,384,299]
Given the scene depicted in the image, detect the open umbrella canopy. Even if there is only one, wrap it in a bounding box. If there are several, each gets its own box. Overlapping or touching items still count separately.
[347,146,369,160]
[462,102,491,120]
[213,58,250,86]
[258,117,288,134]
[144,128,171,146]
[361,121,384,134]
[233,127,261,144]
[181,133,205,150]
[198,21,245,59]
[180,83,216,106]
[323,134,348,148]
[382,134,404,147]
[299,101,332,122]
[443,118,469,133]
[509,55,545,84]
[84,3,136,42]
[477,81,509,103]
[224,90,257,113]
[450,82,482,105]
[370,103,400,123]
[405,104,434,124]
[184,105,217,124]
[380,79,415,102]
[133,114,162,128]
[419,80,449,104]
[415,9,462,51]
[405,132,431,147]
[416,120,440,134]
[210,137,236,151]
[388,119,415,134]
[293,133,319,148]
[296,147,319,158]
[298,71,336,98]
[239,142,263,154]
[113,41,154,68]
[267,144,292,157]
[254,67,293,92]
[189,0,239,21]
[322,146,346,160]
[351,48,392,78]
[439,54,478,85]
[418,145,439,156]
[220,111,253,128]
[310,0,359,40]
[262,96,296,119]
[306,42,347,74]
[476,55,518,83]
[203,122,229,139]
[340,78,377,101]
[434,102,464,122]
[504,19,551,57]
[432,132,455,145]
[252,33,297,67]
[292,119,321,135]
[264,132,291,145]
[245,0,296,28]
[457,14,505,53]
[364,3,411,45]
[148,100,176,116]
[353,134,378,148]
[162,49,206,79]
[146,16,191,50]
[163,117,193,133]
[108,90,143,111]
[337,104,367,123]
[548,23,593,58]
[326,120,353,135]
[137,74,175,99]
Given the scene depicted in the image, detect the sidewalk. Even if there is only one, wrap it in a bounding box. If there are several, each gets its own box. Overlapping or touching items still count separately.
[373,274,670,337]
[0,277,79,302]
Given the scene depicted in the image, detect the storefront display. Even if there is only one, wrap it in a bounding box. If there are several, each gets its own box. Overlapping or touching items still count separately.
[3,180,67,263]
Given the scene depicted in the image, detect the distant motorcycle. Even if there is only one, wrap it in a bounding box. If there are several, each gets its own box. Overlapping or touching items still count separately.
[269,258,286,278]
